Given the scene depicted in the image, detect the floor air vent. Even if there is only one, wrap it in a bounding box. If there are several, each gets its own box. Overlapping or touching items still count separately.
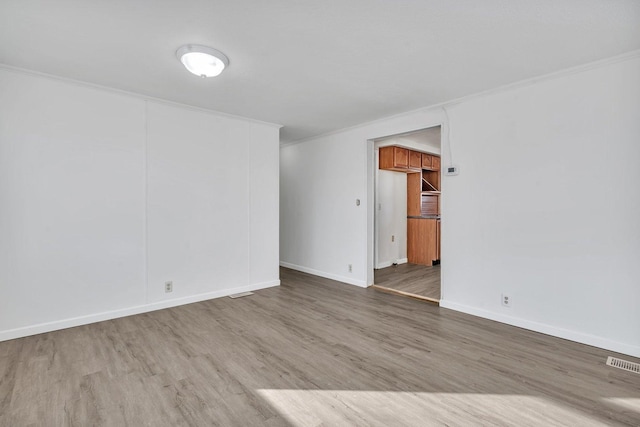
[606,356,640,374]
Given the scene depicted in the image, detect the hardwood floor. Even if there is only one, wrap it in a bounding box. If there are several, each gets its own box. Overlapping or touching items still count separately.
[1,267,639,426]
[374,263,441,302]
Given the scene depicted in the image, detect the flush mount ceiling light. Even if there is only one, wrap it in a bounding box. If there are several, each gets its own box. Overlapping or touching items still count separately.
[176,44,229,78]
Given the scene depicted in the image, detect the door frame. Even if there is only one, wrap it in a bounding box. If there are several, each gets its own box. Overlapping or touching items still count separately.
[367,123,446,296]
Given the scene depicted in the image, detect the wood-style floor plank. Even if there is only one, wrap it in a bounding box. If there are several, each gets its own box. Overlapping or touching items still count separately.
[374,263,441,300]
[0,267,639,426]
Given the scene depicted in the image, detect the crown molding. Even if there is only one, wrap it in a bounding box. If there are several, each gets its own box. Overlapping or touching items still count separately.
[284,49,640,147]
[0,63,283,130]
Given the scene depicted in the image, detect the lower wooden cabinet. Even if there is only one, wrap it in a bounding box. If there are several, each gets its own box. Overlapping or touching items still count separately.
[407,218,439,266]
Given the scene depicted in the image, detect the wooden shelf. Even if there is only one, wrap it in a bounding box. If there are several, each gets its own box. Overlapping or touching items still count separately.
[421,169,440,192]
[421,176,438,192]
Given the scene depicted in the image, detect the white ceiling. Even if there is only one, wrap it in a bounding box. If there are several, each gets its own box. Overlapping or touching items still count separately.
[1,1,639,143]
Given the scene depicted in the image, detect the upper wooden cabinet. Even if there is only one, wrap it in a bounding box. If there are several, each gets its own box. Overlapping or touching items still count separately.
[422,153,440,171]
[409,150,422,170]
[379,146,433,173]
[421,153,432,169]
[431,156,441,171]
[379,146,408,171]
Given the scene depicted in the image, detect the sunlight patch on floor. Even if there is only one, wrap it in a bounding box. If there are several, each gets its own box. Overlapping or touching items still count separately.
[257,389,610,426]
[602,397,640,414]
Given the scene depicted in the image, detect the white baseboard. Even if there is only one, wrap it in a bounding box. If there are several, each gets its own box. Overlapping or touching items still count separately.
[375,258,409,269]
[0,280,280,342]
[280,262,368,288]
[439,299,640,358]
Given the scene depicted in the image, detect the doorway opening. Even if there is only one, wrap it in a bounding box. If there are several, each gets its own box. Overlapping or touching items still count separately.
[371,126,442,303]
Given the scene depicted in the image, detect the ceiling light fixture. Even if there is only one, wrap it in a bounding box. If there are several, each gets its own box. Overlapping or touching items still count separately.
[176,45,229,78]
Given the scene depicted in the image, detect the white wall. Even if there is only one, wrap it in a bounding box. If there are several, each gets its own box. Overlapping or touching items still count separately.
[280,136,370,286]
[280,111,445,287]
[0,70,147,332]
[440,55,640,357]
[146,102,280,301]
[0,68,280,340]
[374,166,407,268]
[279,53,640,357]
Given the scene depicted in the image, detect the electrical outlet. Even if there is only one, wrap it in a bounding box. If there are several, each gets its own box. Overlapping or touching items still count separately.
[165,281,173,293]
[391,235,395,242]
[501,293,510,307]
[348,264,352,273]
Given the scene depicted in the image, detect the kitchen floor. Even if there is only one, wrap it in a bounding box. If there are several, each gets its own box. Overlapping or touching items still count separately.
[373,263,440,302]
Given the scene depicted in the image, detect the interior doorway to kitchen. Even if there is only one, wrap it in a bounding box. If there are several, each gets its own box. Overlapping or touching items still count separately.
[371,126,442,303]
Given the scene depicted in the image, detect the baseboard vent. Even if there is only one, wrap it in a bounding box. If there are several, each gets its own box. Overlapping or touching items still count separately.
[606,356,640,374]
[229,291,254,299]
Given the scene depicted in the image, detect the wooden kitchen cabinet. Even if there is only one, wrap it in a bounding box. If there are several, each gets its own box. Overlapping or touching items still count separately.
[379,146,422,172]
[421,153,432,169]
[407,218,439,266]
[420,194,439,216]
[380,144,442,267]
[431,156,441,171]
[422,153,441,171]
[407,173,422,216]
[409,172,440,216]
[408,150,422,170]
[379,146,409,171]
